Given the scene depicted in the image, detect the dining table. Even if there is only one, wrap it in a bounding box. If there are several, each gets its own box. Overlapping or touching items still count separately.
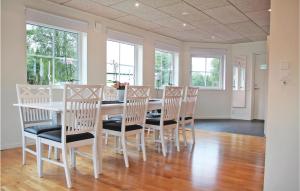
[13,99,165,174]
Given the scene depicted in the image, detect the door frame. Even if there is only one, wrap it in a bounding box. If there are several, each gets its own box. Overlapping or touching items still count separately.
[251,51,268,120]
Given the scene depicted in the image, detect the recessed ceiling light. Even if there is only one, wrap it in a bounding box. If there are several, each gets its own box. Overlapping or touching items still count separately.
[211,35,216,39]
[182,12,189,15]
[135,1,140,7]
[182,23,187,27]
[268,8,271,12]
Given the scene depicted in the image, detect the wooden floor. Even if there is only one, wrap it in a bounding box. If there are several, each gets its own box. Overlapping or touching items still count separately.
[1,130,265,191]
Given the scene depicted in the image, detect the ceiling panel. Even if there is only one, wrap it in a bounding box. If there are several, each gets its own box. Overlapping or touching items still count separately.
[183,0,230,10]
[92,0,126,6]
[64,0,127,19]
[138,0,182,8]
[153,16,195,31]
[116,15,162,30]
[228,0,270,12]
[111,0,168,21]
[228,21,267,37]
[204,5,249,24]
[246,10,270,27]
[159,2,210,22]
[47,0,70,3]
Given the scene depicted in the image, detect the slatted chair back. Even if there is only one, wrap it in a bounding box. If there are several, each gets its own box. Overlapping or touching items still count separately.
[103,86,118,101]
[122,86,150,129]
[184,87,199,118]
[161,86,184,122]
[16,84,53,127]
[62,84,103,138]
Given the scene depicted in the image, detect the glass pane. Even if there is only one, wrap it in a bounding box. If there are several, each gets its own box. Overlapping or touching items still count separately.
[232,66,239,90]
[107,62,119,74]
[119,65,134,75]
[155,52,162,71]
[155,50,174,88]
[26,24,53,56]
[206,72,220,88]
[161,70,172,86]
[120,43,134,66]
[191,72,205,87]
[155,71,162,88]
[27,56,52,85]
[107,74,117,86]
[107,41,120,64]
[191,57,206,72]
[239,67,246,90]
[54,58,79,84]
[120,74,134,85]
[54,30,78,59]
[206,58,220,73]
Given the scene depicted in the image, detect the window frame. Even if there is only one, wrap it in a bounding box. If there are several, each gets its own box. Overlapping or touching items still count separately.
[154,49,177,89]
[106,39,140,86]
[190,54,226,90]
[26,21,85,85]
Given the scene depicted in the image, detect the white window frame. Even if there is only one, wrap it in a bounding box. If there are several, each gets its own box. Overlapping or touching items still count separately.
[106,39,140,85]
[190,54,226,90]
[26,21,86,85]
[154,49,178,89]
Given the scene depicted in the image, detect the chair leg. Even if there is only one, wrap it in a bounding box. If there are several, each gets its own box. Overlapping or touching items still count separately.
[160,127,166,157]
[191,120,196,144]
[105,132,109,145]
[48,146,52,159]
[54,147,59,160]
[121,135,129,168]
[182,122,187,146]
[92,139,99,179]
[62,145,72,188]
[175,125,180,152]
[22,135,26,165]
[136,133,141,151]
[70,148,76,168]
[37,139,43,177]
[141,132,146,161]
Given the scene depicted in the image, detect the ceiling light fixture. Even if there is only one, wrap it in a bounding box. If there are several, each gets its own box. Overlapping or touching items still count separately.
[135,1,140,7]
[268,8,271,12]
[182,23,187,27]
[211,35,216,39]
[182,12,189,15]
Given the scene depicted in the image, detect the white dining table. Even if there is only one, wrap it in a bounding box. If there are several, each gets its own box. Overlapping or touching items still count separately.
[13,100,163,174]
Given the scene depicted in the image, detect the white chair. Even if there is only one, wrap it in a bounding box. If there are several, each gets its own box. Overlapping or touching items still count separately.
[145,86,184,157]
[37,84,103,188]
[103,86,118,101]
[103,86,150,167]
[180,87,199,146]
[16,84,61,166]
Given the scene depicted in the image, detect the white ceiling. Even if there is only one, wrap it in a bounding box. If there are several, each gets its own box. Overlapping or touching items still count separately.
[47,0,270,43]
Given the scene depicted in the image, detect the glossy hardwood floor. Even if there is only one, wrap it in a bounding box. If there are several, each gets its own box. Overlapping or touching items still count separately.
[1,130,265,191]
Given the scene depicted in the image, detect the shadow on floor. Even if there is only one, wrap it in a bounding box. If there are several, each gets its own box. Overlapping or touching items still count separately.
[194,119,265,137]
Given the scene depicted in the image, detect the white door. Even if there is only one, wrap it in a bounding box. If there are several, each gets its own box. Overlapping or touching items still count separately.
[253,53,267,120]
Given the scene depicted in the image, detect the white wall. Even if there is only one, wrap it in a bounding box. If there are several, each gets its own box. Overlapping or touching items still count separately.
[231,41,267,120]
[182,42,233,119]
[264,0,299,190]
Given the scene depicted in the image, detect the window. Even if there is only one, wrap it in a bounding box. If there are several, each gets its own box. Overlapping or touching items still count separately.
[106,40,138,86]
[155,50,176,89]
[191,56,224,89]
[26,23,84,85]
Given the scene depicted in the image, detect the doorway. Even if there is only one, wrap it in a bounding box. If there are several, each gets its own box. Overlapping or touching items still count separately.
[253,53,268,120]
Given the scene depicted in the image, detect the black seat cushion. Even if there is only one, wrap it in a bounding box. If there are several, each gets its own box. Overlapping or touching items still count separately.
[180,116,193,120]
[38,130,94,143]
[24,125,61,135]
[147,112,161,118]
[103,121,142,132]
[146,118,177,126]
[102,100,123,104]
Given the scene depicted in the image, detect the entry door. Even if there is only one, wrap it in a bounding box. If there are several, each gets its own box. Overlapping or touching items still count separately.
[253,53,267,120]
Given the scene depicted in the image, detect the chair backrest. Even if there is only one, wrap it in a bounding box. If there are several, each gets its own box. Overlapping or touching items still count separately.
[103,86,118,101]
[122,86,150,130]
[183,87,199,118]
[16,84,53,127]
[62,84,103,139]
[161,86,184,122]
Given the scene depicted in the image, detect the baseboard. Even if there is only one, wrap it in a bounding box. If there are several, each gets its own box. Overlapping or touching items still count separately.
[195,115,231,119]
